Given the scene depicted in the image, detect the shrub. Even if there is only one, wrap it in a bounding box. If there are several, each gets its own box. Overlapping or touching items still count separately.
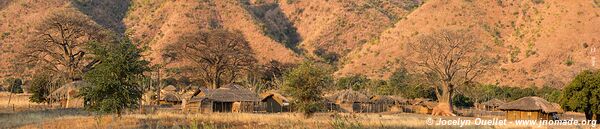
[531,0,544,4]
[335,74,369,91]
[561,70,600,120]
[81,38,150,116]
[28,73,53,103]
[283,62,333,117]
[4,78,23,93]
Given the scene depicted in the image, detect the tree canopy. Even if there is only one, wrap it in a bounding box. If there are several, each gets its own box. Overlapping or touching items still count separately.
[560,70,600,120]
[19,10,110,81]
[164,29,257,89]
[80,38,149,115]
[283,62,333,117]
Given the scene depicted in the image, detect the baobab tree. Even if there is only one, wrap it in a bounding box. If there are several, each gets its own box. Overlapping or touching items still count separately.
[164,29,257,89]
[19,10,110,81]
[407,29,492,116]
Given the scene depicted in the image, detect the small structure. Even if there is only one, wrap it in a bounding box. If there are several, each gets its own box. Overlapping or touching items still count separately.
[325,89,371,113]
[186,84,261,113]
[47,81,88,108]
[481,99,505,111]
[408,98,437,114]
[159,85,181,105]
[260,91,290,112]
[370,95,409,113]
[498,96,564,120]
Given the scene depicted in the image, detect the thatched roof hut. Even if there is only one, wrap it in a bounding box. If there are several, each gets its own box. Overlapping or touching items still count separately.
[325,89,370,103]
[498,96,563,120]
[498,97,563,113]
[260,91,290,112]
[47,81,88,108]
[324,90,371,113]
[194,84,261,102]
[161,85,177,92]
[47,81,88,100]
[186,84,260,113]
[261,92,289,104]
[481,98,505,111]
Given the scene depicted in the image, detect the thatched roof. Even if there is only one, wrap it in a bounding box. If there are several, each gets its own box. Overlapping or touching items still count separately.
[498,96,564,113]
[482,99,505,107]
[370,95,408,104]
[325,89,370,103]
[162,85,177,92]
[160,93,181,102]
[48,81,88,100]
[192,84,260,102]
[261,91,290,104]
[409,98,432,105]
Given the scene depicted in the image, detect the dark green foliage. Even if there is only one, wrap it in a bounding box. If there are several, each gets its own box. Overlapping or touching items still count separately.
[282,62,333,117]
[4,78,23,93]
[28,73,53,103]
[457,84,562,107]
[335,74,369,91]
[560,70,600,120]
[80,38,150,115]
[452,94,474,108]
[388,68,436,99]
[370,80,393,95]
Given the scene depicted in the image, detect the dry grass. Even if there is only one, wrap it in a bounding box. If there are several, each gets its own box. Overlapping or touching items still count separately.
[0,92,57,113]
[0,93,595,129]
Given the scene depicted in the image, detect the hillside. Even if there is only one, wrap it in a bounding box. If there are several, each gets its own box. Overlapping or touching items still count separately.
[337,0,600,88]
[0,0,598,88]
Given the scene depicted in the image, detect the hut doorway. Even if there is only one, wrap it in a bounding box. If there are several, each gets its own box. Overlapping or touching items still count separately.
[213,102,233,112]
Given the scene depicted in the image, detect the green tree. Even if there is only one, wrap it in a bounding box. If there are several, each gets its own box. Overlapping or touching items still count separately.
[282,62,333,117]
[335,74,369,91]
[4,78,23,93]
[560,70,600,120]
[80,38,150,116]
[388,69,436,99]
[28,73,53,103]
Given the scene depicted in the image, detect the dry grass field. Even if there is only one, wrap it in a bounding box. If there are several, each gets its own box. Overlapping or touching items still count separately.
[0,92,596,129]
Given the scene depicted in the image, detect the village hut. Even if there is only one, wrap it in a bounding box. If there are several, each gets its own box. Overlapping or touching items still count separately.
[159,85,181,105]
[185,84,261,113]
[325,89,371,113]
[481,99,506,111]
[161,85,178,93]
[260,91,290,113]
[498,96,564,120]
[47,81,88,108]
[370,95,409,113]
[407,98,437,114]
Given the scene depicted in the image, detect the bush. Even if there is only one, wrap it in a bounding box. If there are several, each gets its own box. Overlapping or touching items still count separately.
[283,62,333,117]
[4,78,23,93]
[28,73,53,103]
[453,94,474,108]
[335,74,369,91]
[531,0,544,4]
[561,70,600,120]
[81,38,150,115]
[388,68,436,99]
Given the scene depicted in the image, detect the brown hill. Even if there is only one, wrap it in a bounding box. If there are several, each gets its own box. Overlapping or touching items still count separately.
[1,0,598,88]
[338,0,600,88]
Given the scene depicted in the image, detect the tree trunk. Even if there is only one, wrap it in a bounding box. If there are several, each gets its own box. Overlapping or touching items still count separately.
[432,82,455,116]
[585,111,593,120]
